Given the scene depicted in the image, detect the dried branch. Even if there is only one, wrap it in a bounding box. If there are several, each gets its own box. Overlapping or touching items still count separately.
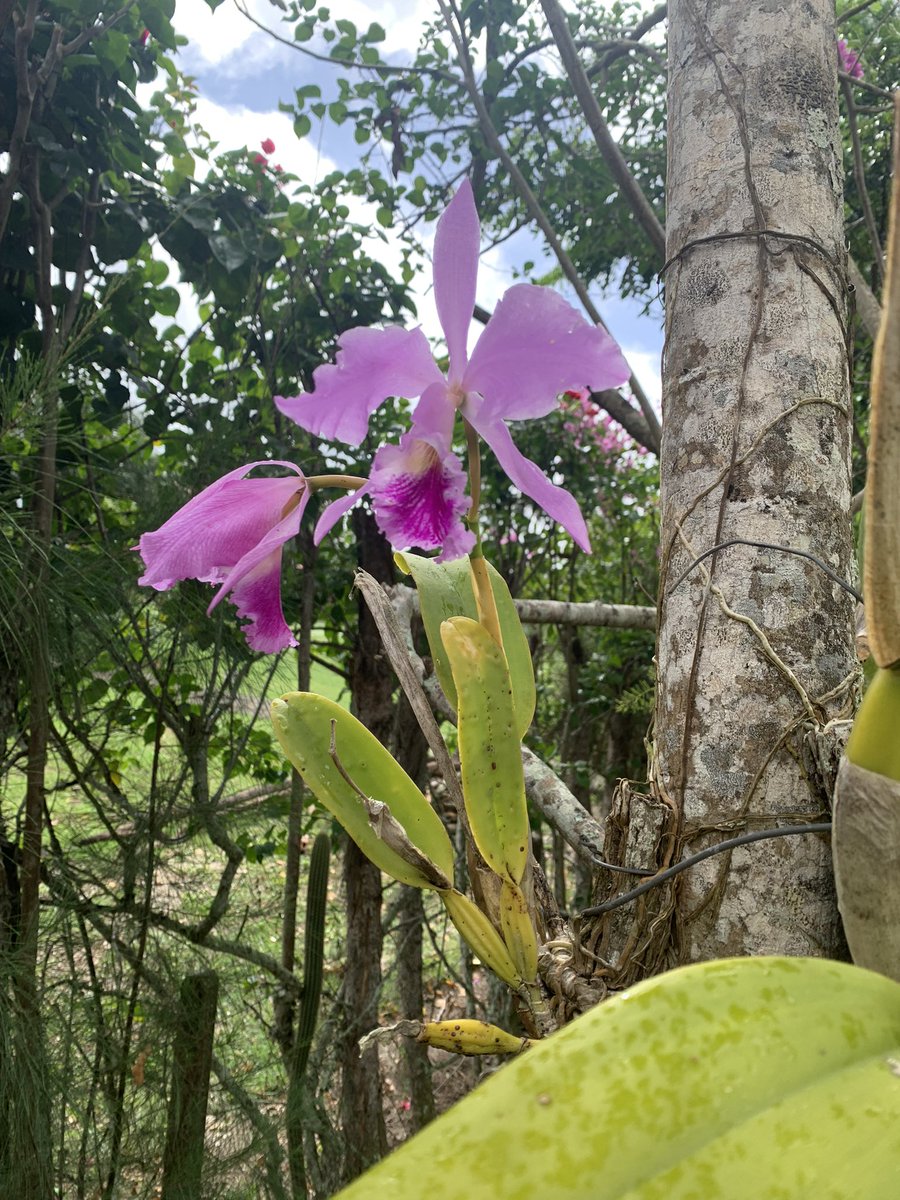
[521,747,609,867]
[513,596,656,629]
[841,77,885,293]
[849,254,883,341]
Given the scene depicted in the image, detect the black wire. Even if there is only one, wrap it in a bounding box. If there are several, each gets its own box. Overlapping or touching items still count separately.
[667,539,862,603]
[580,823,833,917]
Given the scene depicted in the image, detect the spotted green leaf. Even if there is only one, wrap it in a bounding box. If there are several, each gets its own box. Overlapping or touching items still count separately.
[441,617,529,885]
[335,957,900,1199]
[271,693,454,888]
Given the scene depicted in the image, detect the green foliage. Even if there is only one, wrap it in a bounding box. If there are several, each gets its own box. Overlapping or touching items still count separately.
[335,957,900,1198]
[396,552,535,736]
[442,616,530,885]
[271,692,455,887]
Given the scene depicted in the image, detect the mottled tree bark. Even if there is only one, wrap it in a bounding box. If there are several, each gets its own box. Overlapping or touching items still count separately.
[339,511,393,1181]
[648,0,856,963]
[391,695,436,1132]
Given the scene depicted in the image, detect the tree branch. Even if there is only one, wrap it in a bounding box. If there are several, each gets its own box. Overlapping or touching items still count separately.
[841,77,885,293]
[540,0,667,263]
[435,0,661,454]
[849,253,883,340]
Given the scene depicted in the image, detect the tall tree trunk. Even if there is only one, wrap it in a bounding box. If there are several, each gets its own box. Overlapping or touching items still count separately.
[646,0,856,964]
[338,511,393,1182]
[392,695,436,1133]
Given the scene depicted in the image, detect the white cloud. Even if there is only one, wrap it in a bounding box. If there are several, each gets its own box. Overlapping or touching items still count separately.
[173,0,273,68]
[173,0,436,74]
[621,345,662,409]
[190,95,337,181]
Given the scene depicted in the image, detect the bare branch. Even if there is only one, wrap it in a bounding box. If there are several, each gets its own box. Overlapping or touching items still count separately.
[521,747,608,866]
[841,77,885,292]
[849,254,883,341]
[435,0,660,454]
[539,0,667,263]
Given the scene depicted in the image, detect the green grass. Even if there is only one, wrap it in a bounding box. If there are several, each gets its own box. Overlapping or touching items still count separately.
[247,649,347,708]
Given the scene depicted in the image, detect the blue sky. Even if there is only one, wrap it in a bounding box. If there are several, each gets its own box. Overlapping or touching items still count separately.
[166,0,664,404]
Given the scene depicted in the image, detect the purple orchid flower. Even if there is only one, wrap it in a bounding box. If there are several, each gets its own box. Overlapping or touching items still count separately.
[275,179,630,558]
[837,38,864,80]
[137,461,309,653]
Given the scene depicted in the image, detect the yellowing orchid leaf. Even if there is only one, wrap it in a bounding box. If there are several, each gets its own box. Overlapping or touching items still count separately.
[335,957,900,1199]
[864,93,900,668]
[441,616,529,885]
[271,693,454,888]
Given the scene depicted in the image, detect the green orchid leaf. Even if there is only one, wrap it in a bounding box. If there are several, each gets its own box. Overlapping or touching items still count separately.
[441,617,529,885]
[335,957,900,1199]
[396,552,535,737]
[845,666,900,781]
[484,562,535,738]
[271,693,454,888]
[394,553,476,711]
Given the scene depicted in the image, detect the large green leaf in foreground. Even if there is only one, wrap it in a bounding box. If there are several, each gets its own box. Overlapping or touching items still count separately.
[336,957,900,1198]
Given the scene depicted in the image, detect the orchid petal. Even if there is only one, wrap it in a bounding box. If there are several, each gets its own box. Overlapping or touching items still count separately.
[433,179,480,383]
[275,325,442,444]
[210,494,311,652]
[410,380,456,445]
[472,416,591,552]
[137,462,305,591]
[463,284,630,423]
[313,484,371,545]
[370,433,474,561]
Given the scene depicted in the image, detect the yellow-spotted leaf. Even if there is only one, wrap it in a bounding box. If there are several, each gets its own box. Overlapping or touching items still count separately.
[335,957,900,1199]
[441,617,529,884]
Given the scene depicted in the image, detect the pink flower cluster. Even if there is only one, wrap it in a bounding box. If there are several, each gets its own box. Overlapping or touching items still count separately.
[560,388,632,459]
[253,138,283,174]
[837,38,864,80]
[138,182,630,651]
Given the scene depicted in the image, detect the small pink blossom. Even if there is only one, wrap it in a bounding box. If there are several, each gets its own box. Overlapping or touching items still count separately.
[253,153,268,167]
[261,138,276,155]
[837,39,864,80]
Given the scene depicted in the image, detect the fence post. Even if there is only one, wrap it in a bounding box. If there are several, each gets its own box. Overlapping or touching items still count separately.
[161,971,219,1199]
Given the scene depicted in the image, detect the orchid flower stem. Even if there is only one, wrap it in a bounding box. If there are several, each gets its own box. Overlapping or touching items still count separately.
[463,421,502,644]
[470,554,503,647]
[464,419,481,527]
[306,474,368,493]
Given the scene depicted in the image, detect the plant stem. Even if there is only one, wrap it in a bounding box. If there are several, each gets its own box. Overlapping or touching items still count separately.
[306,474,367,492]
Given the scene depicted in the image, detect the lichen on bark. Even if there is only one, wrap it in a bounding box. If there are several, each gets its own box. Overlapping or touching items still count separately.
[644,0,857,963]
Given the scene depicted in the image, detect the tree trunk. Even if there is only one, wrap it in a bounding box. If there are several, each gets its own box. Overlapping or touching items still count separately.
[161,973,219,1200]
[655,0,855,961]
[338,510,394,1181]
[598,0,856,975]
[392,695,436,1132]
